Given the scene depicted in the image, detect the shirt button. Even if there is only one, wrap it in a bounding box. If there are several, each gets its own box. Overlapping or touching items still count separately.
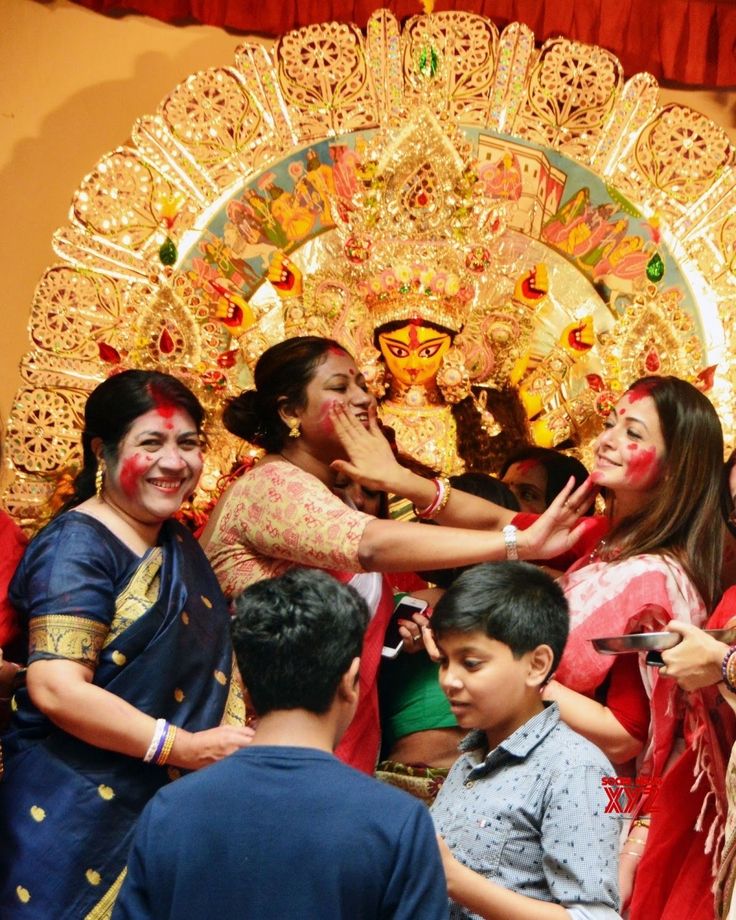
[464,780,474,788]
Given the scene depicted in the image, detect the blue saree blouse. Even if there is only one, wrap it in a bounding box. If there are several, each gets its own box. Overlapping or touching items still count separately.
[0,512,243,919]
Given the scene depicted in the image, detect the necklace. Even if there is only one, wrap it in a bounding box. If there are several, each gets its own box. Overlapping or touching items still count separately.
[588,539,621,564]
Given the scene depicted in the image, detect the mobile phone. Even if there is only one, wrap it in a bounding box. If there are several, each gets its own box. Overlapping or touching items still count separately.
[381,596,429,659]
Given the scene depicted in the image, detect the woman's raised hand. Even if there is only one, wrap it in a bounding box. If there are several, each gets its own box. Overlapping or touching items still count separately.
[329,402,404,493]
[170,724,255,771]
[518,476,599,560]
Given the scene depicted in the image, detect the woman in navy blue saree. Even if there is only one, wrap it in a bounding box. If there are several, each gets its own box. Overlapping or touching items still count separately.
[0,371,251,919]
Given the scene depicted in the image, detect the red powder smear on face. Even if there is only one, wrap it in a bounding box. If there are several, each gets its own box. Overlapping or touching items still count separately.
[318,399,340,434]
[119,453,152,497]
[146,383,177,427]
[515,459,539,474]
[327,346,346,357]
[626,381,657,404]
[626,445,659,485]
[590,471,604,484]
[618,408,626,415]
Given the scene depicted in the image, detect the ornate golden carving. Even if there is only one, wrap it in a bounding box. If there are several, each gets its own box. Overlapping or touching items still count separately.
[2,9,734,526]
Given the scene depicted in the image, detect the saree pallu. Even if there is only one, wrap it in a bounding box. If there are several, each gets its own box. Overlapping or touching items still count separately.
[633,592,736,920]
[0,514,242,920]
[557,553,726,919]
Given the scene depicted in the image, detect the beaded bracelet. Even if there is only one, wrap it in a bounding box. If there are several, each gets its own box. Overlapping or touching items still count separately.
[722,646,736,694]
[155,723,178,766]
[414,477,452,520]
[143,718,167,764]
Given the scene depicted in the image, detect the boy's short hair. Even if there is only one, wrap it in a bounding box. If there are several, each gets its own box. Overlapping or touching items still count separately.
[432,562,569,672]
[231,568,369,716]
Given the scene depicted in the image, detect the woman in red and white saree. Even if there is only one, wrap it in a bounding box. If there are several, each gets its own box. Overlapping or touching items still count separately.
[331,373,727,917]
[542,377,725,918]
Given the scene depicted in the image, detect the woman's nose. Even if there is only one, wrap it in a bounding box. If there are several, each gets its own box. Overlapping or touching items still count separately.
[159,445,187,469]
[350,384,372,405]
[595,426,616,451]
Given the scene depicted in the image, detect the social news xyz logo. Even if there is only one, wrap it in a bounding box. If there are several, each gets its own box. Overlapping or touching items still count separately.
[601,775,660,815]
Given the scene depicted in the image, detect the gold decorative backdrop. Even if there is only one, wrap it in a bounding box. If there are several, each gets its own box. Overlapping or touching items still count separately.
[3,9,735,529]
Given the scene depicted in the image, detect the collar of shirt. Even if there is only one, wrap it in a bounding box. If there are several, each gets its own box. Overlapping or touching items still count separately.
[459,701,561,779]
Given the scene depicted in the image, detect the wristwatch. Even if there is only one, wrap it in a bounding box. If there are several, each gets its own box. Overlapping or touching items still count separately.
[503,524,519,561]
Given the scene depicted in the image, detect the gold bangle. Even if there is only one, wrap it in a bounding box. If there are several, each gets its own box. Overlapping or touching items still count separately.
[435,477,452,516]
[155,724,177,766]
[620,851,642,859]
[727,652,736,696]
[632,817,651,829]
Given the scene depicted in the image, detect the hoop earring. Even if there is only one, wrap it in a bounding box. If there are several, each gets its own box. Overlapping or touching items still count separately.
[95,461,105,498]
[288,420,301,439]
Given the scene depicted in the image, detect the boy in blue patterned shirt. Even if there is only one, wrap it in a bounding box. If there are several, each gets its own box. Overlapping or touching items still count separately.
[430,561,621,920]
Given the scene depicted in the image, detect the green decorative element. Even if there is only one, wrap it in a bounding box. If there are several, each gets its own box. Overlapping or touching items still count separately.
[646,252,665,282]
[159,236,177,266]
[605,184,642,218]
[418,45,439,78]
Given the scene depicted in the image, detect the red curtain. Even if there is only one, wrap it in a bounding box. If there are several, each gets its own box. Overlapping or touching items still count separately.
[70,0,736,87]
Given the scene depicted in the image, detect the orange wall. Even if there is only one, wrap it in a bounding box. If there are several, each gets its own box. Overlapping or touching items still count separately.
[1,0,735,432]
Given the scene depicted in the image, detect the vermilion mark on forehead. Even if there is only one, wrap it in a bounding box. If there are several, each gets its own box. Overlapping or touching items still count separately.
[119,453,151,497]
[618,408,626,415]
[626,381,656,404]
[147,384,176,428]
[515,459,539,474]
[408,324,420,349]
[327,346,346,357]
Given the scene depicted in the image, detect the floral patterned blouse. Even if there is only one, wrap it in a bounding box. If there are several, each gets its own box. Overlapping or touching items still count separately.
[201,460,373,598]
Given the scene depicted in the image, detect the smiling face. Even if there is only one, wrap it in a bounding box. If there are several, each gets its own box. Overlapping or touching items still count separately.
[436,630,546,749]
[502,461,548,513]
[102,407,203,525]
[290,350,374,451]
[592,389,666,496]
[377,322,452,388]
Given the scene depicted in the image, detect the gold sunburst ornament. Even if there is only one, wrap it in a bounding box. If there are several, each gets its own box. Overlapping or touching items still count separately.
[2,7,735,527]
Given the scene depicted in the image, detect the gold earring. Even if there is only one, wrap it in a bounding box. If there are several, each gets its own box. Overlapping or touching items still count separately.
[95,461,105,498]
[288,420,301,439]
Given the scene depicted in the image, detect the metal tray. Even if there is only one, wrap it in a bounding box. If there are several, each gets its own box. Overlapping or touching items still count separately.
[591,628,736,654]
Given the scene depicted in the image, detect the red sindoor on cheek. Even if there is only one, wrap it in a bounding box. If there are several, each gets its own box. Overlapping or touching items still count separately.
[119,454,153,497]
[318,398,341,434]
[625,444,660,485]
